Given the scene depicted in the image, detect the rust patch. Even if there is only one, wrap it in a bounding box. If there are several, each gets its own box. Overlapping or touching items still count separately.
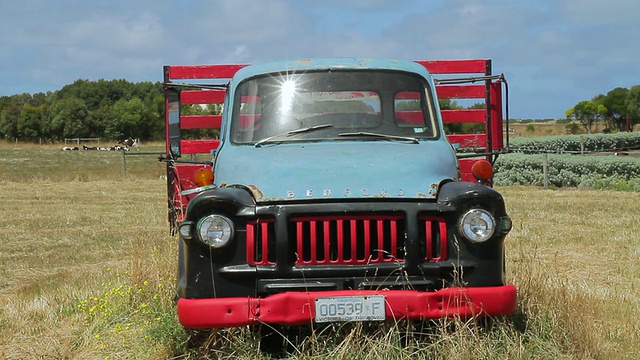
[247,185,263,199]
[259,197,290,202]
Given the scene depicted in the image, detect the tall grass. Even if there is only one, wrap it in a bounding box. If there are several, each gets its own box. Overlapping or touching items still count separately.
[0,142,638,359]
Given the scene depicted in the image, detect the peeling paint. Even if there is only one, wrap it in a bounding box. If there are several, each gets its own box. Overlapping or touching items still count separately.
[429,183,439,197]
[247,185,264,199]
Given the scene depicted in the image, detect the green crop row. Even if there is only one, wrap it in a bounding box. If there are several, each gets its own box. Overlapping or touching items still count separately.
[507,132,640,153]
[494,153,640,190]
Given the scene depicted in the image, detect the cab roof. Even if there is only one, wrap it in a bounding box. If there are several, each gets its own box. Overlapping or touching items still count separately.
[230,57,433,83]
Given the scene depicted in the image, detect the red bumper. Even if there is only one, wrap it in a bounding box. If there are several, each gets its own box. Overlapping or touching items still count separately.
[177,284,517,328]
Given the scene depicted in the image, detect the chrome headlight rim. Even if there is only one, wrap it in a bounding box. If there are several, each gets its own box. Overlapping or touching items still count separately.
[458,208,496,244]
[197,214,234,248]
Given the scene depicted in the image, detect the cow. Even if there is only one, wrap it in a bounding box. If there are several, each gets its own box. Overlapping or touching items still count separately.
[118,138,139,150]
[83,144,130,151]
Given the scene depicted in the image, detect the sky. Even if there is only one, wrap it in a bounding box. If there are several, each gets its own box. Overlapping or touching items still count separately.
[1,0,639,119]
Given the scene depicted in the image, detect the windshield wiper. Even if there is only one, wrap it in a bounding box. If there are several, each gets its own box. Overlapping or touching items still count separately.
[254,124,333,147]
[338,131,419,144]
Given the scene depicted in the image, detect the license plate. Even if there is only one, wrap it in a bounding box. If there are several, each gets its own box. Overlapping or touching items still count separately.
[314,295,385,323]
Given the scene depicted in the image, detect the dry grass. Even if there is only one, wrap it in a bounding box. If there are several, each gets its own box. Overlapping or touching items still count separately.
[505,188,640,359]
[0,142,638,359]
[0,179,178,359]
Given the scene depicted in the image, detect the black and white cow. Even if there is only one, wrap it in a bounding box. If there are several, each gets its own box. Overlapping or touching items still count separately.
[82,144,130,151]
[118,138,139,150]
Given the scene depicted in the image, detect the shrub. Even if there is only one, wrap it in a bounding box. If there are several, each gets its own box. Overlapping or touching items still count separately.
[565,123,580,135]
[494,153,640,189]
[508,132,640,154]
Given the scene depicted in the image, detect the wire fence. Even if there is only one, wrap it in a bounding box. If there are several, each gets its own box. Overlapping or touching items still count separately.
[121,151,165,176]
[64,137,100,144]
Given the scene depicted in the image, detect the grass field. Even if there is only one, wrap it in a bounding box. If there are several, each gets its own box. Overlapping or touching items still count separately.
[1,142,639,359]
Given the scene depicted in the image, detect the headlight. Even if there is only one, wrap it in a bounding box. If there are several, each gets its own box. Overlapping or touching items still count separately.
[197,214,234,248]
[458,209,495,243]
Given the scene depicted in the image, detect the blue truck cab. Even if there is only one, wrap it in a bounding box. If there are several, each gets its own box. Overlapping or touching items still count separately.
[162,58,515,329]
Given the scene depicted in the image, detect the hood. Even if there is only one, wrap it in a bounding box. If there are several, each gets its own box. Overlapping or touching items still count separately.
[213,141,458,202]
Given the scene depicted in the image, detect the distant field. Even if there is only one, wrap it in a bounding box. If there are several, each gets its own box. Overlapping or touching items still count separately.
[0,142,638,359]
[509,122,571,137]
[508,120,640,138]
[0,141,167,182]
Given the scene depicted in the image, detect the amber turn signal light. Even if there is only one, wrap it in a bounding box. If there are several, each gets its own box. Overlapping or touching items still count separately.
[194,168,214,186]
[471,160,493,182]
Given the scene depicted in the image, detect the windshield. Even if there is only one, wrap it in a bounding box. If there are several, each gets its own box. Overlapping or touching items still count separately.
[230,70,438,145]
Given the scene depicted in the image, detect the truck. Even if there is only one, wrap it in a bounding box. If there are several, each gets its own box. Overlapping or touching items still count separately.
[162,58,516,332]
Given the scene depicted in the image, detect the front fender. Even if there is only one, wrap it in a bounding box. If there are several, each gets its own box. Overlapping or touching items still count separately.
[185,186,257,221]
[436,181,506,214]
[178,186,258,299]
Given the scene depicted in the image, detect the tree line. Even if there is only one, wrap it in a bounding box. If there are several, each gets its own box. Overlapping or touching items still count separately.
[3,78,639,142]
[0,79,165,142]
[566,85,640,133]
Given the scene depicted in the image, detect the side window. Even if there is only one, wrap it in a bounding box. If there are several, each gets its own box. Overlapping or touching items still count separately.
[234,95,262,142]
[394,91,425,127]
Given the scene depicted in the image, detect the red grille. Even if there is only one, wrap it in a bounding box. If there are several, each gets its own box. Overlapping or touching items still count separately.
[420,215,448,261]
[246,219,275,265]
[293,214,404,265]
[246,214,448,266]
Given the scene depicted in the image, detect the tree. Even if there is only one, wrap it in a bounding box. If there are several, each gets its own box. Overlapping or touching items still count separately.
[598,87,629,131]
[50,97,90,139]
[107,97,147,139]
[17,103,49,140]
[0,94,34,139]
[439,99,464,134]
[56,79,109,110]
[462,103,487,133]
[0,102,20,139]
[627,85,640,129]
[148,93,166,140]
[566,100,603,134]
[0,95,11,113]
[51,79,163,141]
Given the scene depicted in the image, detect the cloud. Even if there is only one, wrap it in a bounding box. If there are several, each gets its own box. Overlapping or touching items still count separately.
[66,13,164,51]
[1,0,639,118]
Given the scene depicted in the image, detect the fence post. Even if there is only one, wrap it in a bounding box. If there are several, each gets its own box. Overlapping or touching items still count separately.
[542,153,549,189]
[121,151,127,177]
